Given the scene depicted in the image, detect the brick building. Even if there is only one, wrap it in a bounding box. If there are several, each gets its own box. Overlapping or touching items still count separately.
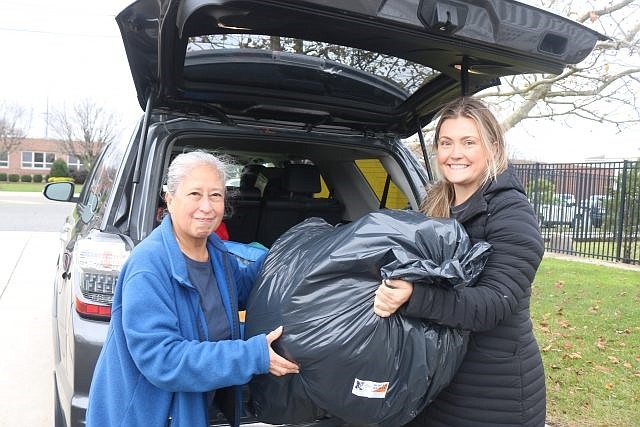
[0,138,83,177]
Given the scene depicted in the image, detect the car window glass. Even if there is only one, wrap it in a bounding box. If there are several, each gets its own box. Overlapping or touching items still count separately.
[355,159,409,209]
[77,148,106,205]
[80,141,128,225]
[188,34,439,99]
[81,193,100,224]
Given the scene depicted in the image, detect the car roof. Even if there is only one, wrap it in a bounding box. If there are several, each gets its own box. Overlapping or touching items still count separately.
[116,0,605,137]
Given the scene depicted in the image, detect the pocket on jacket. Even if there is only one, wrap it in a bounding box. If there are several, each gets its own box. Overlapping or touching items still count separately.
[469,334,518,359]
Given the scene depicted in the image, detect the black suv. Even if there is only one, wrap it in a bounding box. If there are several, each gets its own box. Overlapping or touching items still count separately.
[44,0,603,425]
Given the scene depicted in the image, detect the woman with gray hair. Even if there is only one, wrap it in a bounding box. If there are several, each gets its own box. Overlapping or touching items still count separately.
[87,150,299,427]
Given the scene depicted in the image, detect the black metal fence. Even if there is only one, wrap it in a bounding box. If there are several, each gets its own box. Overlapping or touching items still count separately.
[512,161,640,265]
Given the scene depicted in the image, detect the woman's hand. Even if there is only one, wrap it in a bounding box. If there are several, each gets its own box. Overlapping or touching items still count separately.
[266,326,300,376]
[374,278,414,317]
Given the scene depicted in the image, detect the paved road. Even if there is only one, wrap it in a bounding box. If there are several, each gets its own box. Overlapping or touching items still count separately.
[0,192,70,426]
[0,191,74,232]
[0,231,59,426]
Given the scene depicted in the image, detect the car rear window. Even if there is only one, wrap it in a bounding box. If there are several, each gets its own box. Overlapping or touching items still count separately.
[188,34,440,96]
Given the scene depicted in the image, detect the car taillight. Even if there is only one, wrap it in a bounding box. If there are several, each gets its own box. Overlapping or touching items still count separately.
[71,234,131,320]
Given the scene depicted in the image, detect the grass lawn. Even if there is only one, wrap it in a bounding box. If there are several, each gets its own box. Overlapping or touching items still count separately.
[0,182,47,192]
[574,241,640,263]
[532,257,640,426]
[0,181,83,193]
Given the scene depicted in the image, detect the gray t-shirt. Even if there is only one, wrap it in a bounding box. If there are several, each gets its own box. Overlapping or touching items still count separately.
[450,197,472,219]
[185,256,231,341]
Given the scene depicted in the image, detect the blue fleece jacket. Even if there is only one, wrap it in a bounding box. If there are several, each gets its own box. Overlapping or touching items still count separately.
[86,215,269,427]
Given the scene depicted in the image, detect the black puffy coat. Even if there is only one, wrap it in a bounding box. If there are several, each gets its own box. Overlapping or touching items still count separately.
[402,167,546,427]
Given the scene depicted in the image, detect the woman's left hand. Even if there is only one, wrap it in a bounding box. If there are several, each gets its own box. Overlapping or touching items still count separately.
[374,278,414,317]
[266,326,300,376]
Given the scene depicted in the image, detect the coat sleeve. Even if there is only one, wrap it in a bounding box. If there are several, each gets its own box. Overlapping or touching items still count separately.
[234,251,267,310]
[403,194,544,331]
[120,269,270,392]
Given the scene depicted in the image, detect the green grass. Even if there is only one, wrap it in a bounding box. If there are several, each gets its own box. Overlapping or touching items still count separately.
[532,257,640,426]
[0,182,47,192]
[0,181,83,193]
[574,241,640,262]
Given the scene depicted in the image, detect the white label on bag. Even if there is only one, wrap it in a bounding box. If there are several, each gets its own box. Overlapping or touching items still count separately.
[351,378,389,398]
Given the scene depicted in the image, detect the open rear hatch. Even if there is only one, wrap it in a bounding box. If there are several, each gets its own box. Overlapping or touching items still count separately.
[117,0,605,136]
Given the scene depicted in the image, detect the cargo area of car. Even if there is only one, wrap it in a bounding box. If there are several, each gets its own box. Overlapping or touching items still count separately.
[149,133,421,249]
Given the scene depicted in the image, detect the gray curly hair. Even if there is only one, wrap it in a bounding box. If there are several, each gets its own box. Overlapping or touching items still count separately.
[164,150,229,196]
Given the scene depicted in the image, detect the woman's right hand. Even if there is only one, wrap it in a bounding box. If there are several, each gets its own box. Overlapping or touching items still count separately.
[374,278,414,317]
[266,326,300,376]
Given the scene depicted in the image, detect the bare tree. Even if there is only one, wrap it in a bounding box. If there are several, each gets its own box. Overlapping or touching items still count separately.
[0,101,30,159]
[480,0,640,133]
[49,99,119,171]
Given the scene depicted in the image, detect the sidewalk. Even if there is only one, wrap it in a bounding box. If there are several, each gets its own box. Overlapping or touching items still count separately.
[0,231,58,426]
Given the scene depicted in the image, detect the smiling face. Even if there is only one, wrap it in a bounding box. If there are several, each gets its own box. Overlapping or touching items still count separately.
[436,116,493,205]
[165,163,225,251]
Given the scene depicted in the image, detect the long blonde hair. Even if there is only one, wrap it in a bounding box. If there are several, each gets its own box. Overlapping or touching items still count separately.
[420,97,508,218]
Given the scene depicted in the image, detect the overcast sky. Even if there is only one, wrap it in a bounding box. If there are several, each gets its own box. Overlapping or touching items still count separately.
[0,0,140,137]
[1,0,639,163]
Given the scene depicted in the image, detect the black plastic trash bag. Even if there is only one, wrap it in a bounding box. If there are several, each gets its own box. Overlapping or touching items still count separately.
[244,209,491,426]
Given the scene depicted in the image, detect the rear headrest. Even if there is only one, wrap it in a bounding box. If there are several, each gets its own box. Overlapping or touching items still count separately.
[260,167,284,197]
[240,164,265,189]
[284,164,321,194]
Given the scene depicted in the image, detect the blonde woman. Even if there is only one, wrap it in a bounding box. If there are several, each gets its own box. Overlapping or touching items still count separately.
[374,97,546,426]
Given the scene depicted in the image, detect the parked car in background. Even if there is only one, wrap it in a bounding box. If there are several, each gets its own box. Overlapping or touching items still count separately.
[43,0,604,425]
[556,193,576,207]
[578,194,608,228]
[539,193,578,228]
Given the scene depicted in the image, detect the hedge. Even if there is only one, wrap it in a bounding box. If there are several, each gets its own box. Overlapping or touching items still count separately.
[47,176,75,183]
